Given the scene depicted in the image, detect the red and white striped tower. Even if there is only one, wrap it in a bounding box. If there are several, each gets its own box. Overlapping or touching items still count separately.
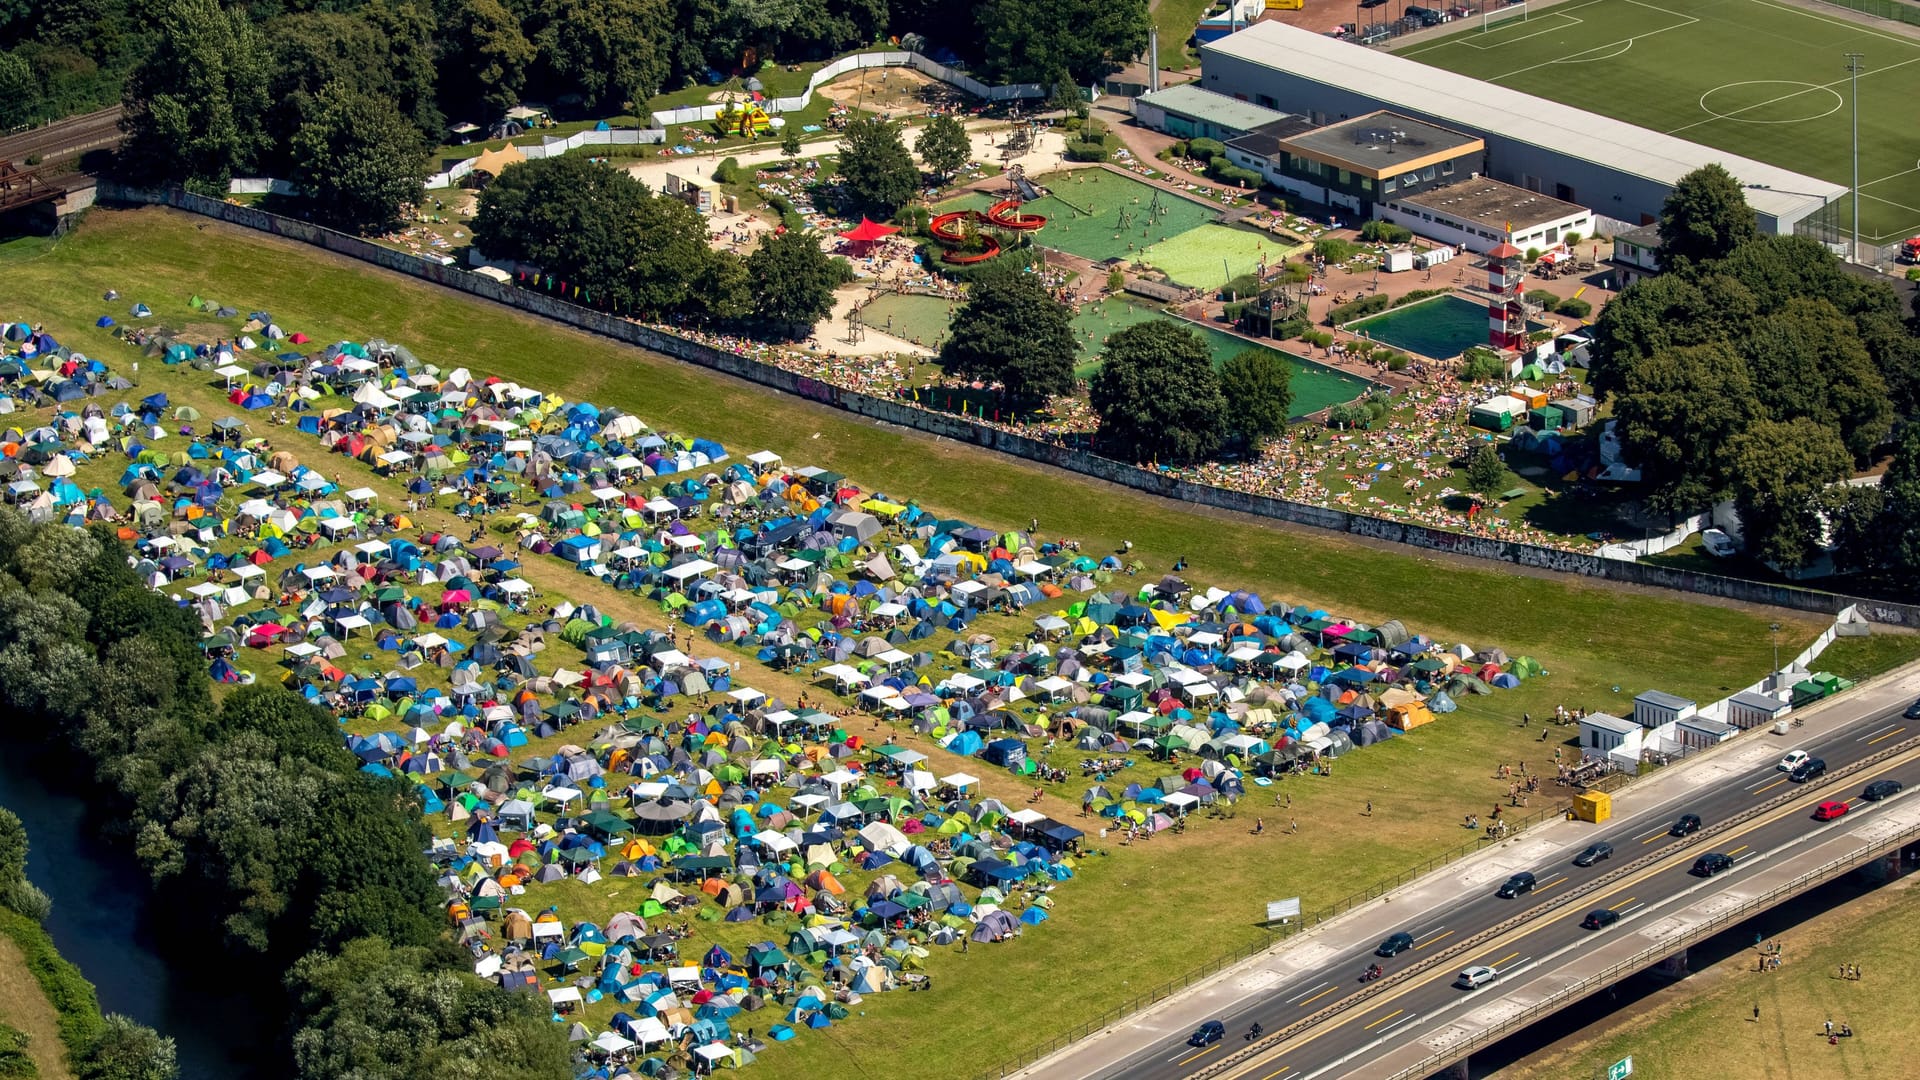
[1484,239,1527,350]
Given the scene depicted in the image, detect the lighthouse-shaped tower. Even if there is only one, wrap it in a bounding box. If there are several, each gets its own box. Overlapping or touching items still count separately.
[1484,240,1528,351]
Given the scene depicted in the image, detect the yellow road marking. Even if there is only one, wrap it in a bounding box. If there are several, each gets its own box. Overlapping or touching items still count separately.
[1642,832,1668,844]
[1727,845,1749,856]
[1296,986,1338,1008]
[1481,950,1520,969]
[1753,777,1789,795]
[1608,896,1636,911]
[1417,930,1456,949]
[1256,1068,1292,1080]
[1534,875,1568,894]
[1869,727,1906,745]
[1177,1044,1222,1066]
[1363,1009,1403,1031]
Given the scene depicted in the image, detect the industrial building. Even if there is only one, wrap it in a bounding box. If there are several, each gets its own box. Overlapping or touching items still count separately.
[1196,21,1844,234]
[1382,174,1592,255]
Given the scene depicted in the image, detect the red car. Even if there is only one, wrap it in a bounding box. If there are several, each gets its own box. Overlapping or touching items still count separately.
[1814,800,1851,821]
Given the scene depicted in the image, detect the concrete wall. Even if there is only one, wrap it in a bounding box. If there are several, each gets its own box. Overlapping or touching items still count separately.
[97,183,1920,627]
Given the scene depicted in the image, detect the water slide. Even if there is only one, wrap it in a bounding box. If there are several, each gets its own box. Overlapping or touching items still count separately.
[926,199,1047,263]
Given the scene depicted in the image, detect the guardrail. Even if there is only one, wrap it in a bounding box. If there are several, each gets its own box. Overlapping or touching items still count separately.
[968,801,1570,1079]
[1379,813,1920,1080]
[1185,733,1920,1080]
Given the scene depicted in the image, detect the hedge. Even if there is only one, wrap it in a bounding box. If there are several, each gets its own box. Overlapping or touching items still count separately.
[1328,293,1390,324]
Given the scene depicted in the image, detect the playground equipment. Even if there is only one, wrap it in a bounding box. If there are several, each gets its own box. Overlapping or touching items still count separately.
[716,98,777,138]
[927,199,1047,264]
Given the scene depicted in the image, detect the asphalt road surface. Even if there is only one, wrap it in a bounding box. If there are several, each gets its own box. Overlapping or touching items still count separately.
[1087,697,1920,1080]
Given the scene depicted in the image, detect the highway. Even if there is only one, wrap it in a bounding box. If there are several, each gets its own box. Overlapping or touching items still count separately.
[1057,681,1920,1080]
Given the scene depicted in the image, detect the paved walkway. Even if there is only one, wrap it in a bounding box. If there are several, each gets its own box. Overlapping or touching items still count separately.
[1016,657,1920,1079]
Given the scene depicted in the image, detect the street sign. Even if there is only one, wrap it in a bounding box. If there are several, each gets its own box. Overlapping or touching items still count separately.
[1608,1057,1633,1080]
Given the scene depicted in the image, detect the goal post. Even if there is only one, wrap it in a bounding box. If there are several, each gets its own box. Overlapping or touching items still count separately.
[1483,0,1528,33]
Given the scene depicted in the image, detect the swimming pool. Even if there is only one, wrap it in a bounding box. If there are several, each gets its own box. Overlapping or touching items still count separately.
[1347,294,1547,360]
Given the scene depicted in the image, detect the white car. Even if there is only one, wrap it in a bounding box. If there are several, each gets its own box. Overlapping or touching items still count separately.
[1702,529,1738,557]
[1453,965,1497,990]
[1779,750,1810,773]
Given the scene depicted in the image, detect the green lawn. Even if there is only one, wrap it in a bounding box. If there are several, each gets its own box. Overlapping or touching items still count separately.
[1397,0,1920,242]
[0,206,1880,1078]
[1152,0,1211,66]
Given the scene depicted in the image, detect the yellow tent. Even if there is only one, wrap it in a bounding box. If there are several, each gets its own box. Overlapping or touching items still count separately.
[472,143,527,178]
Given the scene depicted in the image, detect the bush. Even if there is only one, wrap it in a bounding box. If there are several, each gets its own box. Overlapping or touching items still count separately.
[1326,402,1371,429]
[1386,353,1410,372]
[1555,296,1592,319]
[1346,340,1373,362]
[1908,266,1920,282]
[1310,330,1334,349]
[1274,316,1309,340]
[1564,232,1582,246]
[1389,287,1447,308]
[1206,160,1262,188]
[1082,119,1108,140]
[0,908,105,1062]
[1064,141,1110,162]
[1107,268,1126,292]
[1170,140,1188,158]
[1460,348,1505,382]
[1,881,51,923]
[1222,273,1261,299]
[0,1022,36,1079]
[1188,137,1226,159]
[1359,219,1412,244]
[1525,246,1543,262]
[1063,117,1084,131]
[712,156,741,184]
[1313,237,1357,263]
[1327,293,1390,324]
[1525,289,1560,310]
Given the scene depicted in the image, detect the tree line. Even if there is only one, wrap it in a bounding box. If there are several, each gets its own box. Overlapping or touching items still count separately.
[1591,164,1920,576]
[0,510,570,1079]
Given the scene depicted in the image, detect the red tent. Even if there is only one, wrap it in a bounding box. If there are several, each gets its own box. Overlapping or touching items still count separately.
[840,218,900,247]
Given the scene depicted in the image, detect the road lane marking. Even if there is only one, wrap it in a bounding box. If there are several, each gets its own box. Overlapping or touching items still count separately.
[1285,981,1329,1004]
[1607,896,1637,911]
[1362,1009,1403,1031]
[1481,950,1521,969]
[1296,986,1338,1008]
[1376,1012,1422,1036]
[1752,777,1789,796]
[1534,875,1569,894]
[1642,831,1671,844]
[1858,723,1898,742]
[1869,727,1906,745]
[1417,930,1456,949]
[1727,845,1750,856]
[1256,1067,1292,1080]
[1176,1044,1222,1065]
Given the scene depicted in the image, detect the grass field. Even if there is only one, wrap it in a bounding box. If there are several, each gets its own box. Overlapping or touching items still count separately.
[1399,0,1920,242]
[0,206,1874,1078]
[1502,875,1920,1078]
[0,938,74,1080]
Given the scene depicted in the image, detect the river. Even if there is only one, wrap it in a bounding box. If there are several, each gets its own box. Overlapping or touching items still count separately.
[0,760,268,1080]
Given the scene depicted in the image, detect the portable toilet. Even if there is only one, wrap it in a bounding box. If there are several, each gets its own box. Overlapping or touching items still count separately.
[1572,791,1611,824]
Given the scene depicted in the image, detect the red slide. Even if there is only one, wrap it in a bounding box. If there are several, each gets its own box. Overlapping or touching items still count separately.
[926,201,1046,264]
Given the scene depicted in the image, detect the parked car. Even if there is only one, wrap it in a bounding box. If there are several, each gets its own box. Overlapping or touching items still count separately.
[1188,1020,1225,1047]
[1692,852,1735,876]
[1454,965,1497,989]
[1863,779,1904,801]
[1779,750,1810,773]
[1376,932,1415,957]
[1581,908,1620,930]
[1814,800,1850,821]
[1702,529,1738,557]
[1790,757,1827,783]
[1670,813,1702,836]
[1572,841,1614,867]
[1496,871,1536,898]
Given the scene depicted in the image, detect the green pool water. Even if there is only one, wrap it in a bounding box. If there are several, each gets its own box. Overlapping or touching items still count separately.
[1348,294,1546,360]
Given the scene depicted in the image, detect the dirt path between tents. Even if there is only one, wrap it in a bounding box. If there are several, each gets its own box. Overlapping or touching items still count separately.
[0,935,77,1080]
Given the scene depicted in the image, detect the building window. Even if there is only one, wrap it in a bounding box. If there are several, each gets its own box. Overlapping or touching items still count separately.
[1337,168,1351,185]
[1442,160,1454,175]
[1546,226,1560,244]
[1383,178,1396,193]
[1401,173,1418,187]
[1423,166,1436,180]
[1257,94,1277,108]
[1361,178,1373,194]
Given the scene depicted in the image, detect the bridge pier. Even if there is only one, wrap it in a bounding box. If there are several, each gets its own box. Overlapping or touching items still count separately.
[1653,947,1690,980]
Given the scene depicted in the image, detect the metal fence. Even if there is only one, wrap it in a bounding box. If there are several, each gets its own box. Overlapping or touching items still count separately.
[969,801,1568,1079]
[1813,0,1920,25]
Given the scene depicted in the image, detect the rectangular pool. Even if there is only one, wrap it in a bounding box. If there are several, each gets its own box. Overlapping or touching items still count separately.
[1348,294,1546,360]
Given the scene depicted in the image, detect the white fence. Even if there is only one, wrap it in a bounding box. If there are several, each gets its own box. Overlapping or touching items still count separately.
[425,128,666,189]
[1594,511,1710,561]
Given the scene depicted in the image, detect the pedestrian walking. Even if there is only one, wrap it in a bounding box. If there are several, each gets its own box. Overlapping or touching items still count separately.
[1825,1018,1833,1037]
[1752,1003,1760,1022]
[1523,712,1531,727]
[1364,800,1373,816]
[1289,817,1299,834]
[1254,817,1265,835]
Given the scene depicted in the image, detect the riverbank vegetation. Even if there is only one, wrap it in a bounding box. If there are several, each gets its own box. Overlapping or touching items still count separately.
[0,519,568,1076]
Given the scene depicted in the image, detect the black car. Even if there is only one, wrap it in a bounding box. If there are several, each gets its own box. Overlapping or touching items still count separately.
[1573,842,1614,867]
[1376,932,1415,957]
[1692,852,1735,876]
[1790,757,1827,783]
[1187,1020,1225,1047]
[1581,908,1620,930]
[1496,871,1536,898]
[1670,813,1702,836]
[1863,779,1905,801]
[1903,698,1920,720]
[1359,0,1387,7]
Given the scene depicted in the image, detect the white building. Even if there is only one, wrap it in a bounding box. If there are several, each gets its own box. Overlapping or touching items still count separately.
[1379,175,1592,256]
[1724,689,1792,730]
[1579,712,1643,766]
[1633,690,1697,729]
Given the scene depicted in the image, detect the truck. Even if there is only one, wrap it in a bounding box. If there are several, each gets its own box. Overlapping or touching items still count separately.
[1901,236,1920,264]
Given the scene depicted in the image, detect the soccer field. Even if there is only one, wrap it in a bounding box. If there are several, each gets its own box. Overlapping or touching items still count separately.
[1398,0,1920,242]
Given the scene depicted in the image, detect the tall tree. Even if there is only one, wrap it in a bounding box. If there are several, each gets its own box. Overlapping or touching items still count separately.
[291,80,429,234]
[1657,163,1759,269]
[744,228,853,338]
[938,268,1078,408]
[915,114,970,182]
[1736,297,1891,463]
[441,0,534,119]
[1873,424,1920,581]
[836,117,920,219]
[0,50,39,128]
[120,0,270,189]
[532,0,669,112]
[1725,418,1851,572]
[975,0,1149,84]
[1610,342,1762,517]
[1464,443,1507,494]
[1217,348,1293,446]
[1089,321,1227,464]
[1585,272,1742,401]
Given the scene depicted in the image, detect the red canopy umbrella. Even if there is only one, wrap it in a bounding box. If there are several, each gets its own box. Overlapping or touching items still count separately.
[840,217,900,243]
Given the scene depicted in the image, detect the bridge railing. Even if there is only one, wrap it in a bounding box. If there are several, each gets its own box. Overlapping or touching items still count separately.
[1378,815,1920,1080]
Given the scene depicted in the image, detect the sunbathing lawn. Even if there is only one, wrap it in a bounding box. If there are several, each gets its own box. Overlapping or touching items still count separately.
[0,206,1861,1077]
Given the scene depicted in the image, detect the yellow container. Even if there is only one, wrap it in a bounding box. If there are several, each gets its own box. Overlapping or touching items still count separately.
[1572,791,1611,823]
